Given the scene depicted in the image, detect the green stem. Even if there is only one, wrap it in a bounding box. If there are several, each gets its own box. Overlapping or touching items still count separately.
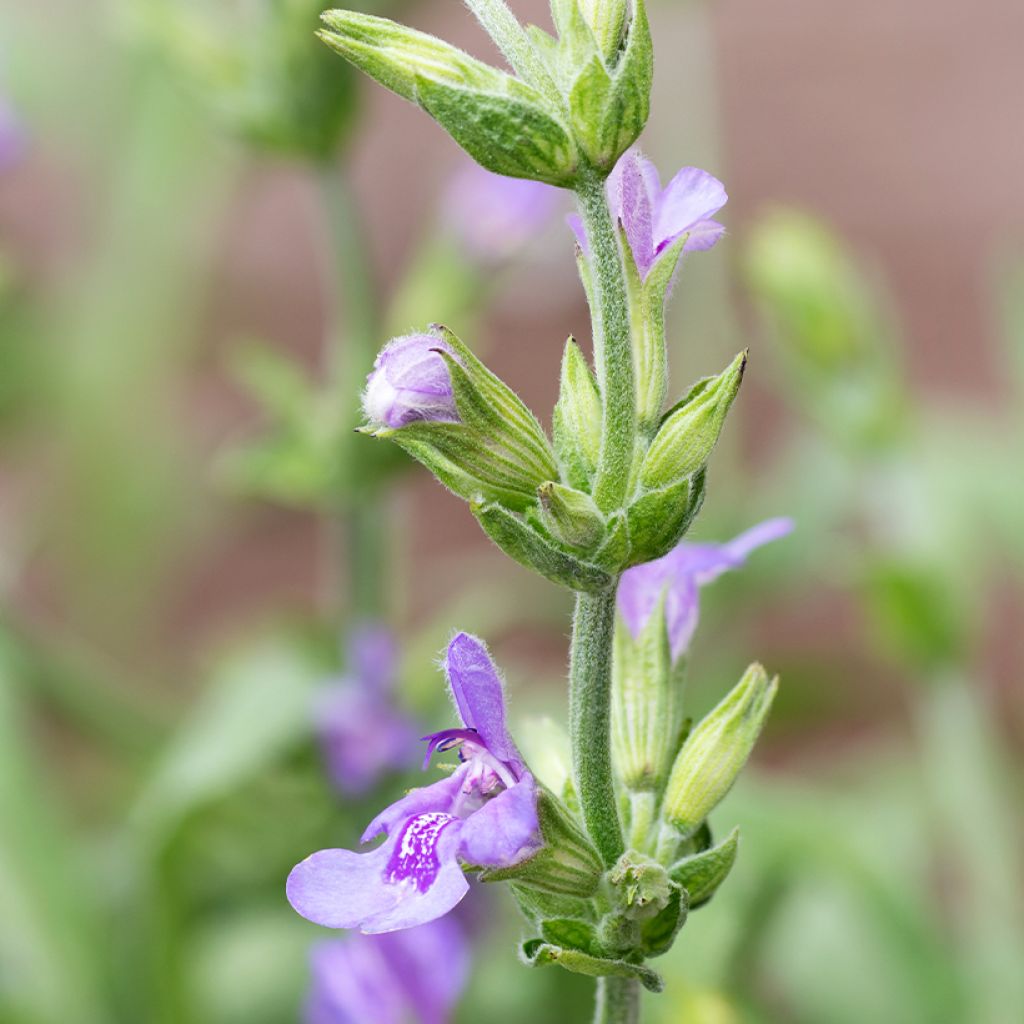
[317,166,387,624]
[569,589,624,867]
[575,167,635,512]
[463,0,561,105]
[595,977,641,1024]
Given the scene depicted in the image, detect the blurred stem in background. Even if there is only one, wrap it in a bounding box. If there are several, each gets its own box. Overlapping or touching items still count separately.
[316,166,387,626]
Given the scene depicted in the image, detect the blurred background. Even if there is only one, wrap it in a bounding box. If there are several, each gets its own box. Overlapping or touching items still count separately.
[1,1,1022,1022]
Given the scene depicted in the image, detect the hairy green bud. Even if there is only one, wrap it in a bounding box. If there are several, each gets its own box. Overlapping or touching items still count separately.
[661,664,777,839]
[538,481,606,551]
[319,10,577,184]
[553,338,603,491]
[639,352,746,490]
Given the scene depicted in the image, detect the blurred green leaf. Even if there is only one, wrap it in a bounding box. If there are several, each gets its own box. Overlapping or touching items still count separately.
[0,631,107,1024]
[131,630,327,845]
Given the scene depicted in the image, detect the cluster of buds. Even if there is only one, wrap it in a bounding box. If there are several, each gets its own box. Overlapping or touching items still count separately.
[360,314,743,592]
[318,0,652,185]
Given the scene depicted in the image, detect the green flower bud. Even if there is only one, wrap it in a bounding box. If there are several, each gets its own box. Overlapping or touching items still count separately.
[553,338,603,491]
[639,352,746,491]
[538,481,606,551]
[606,850,673,922]
[611,602,685,793]
[319,10,577,185]
[661,664,777,839]
[554,0,653,172]
[578,0,629,64]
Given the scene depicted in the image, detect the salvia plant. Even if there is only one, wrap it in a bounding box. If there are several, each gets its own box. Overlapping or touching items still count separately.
[287,3,791,1021]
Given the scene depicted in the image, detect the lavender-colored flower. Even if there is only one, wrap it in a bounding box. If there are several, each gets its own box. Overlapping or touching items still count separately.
[571,150,727,280]
[443,161,560,263]
[317,625,420,796]
[288,633,540,934]
[362,334,458,430]
[305,916,469,1024]
[617,518,794,662]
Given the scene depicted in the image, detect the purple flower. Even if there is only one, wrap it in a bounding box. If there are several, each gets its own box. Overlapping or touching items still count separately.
[317,625,420,796]
[0,93,25,170]
[305,916,469,1024]
[617,518,794,662]
[288,633,540,934]
[443,161,559,263]
[362,335,458,430]
[570,150,727,280]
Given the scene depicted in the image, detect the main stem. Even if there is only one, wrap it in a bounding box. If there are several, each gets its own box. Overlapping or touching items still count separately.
[595,977,641,1024]
[575,167,636,512]
[318,167,386,623]
[569,589,624,868]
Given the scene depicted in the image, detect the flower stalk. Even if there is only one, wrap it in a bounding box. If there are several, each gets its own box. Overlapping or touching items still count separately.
[569,588,625,868]
[575,165,636,513]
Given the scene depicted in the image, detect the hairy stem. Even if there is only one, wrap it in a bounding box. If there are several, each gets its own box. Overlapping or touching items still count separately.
[569,589,625,867]
[595,977,641,1024]
[318,167,386,623]
[575,167,635,512]
[463,0,561,105]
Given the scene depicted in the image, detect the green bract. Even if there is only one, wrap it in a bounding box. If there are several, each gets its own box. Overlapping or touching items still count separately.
[319,10,577,185]
[362,326,558,510]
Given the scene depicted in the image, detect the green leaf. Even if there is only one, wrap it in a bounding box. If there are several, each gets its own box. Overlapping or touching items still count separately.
[669,826,740,907]
[541,917,602,955]
[641,883,689,957]
[473,501,613,592]
[520,940,664,992]
[625,471,705,567]
[131,633,325,845]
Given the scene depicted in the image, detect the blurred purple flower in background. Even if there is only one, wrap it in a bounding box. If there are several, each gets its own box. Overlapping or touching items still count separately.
[289,633,540,933]
[571,150,727,279]
[305,916,469,1024]
[362,334,458,430]
[317,624,419,796]
[0,92,25,170]
[618,518,794,662]
[443,161,559,263]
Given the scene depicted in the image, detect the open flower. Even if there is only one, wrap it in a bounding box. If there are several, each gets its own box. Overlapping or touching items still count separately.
[571,150,727,280]
[617,518,794,662]
[288,633,540,934]
[305,916,469,1024]
[362,334,458,430]
[316,624,420,796]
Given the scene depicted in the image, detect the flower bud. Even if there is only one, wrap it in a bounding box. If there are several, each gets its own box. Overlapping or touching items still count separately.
[552,338,602,491]
[538,481,606,551]
[319,11,577,185]
[363,327,558,511]
[553,0,653,171]
[577,0,629,63]
[639,352,746,490]
[661,664,777,838]
[611,604,684,793]
[363,334,458,429]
